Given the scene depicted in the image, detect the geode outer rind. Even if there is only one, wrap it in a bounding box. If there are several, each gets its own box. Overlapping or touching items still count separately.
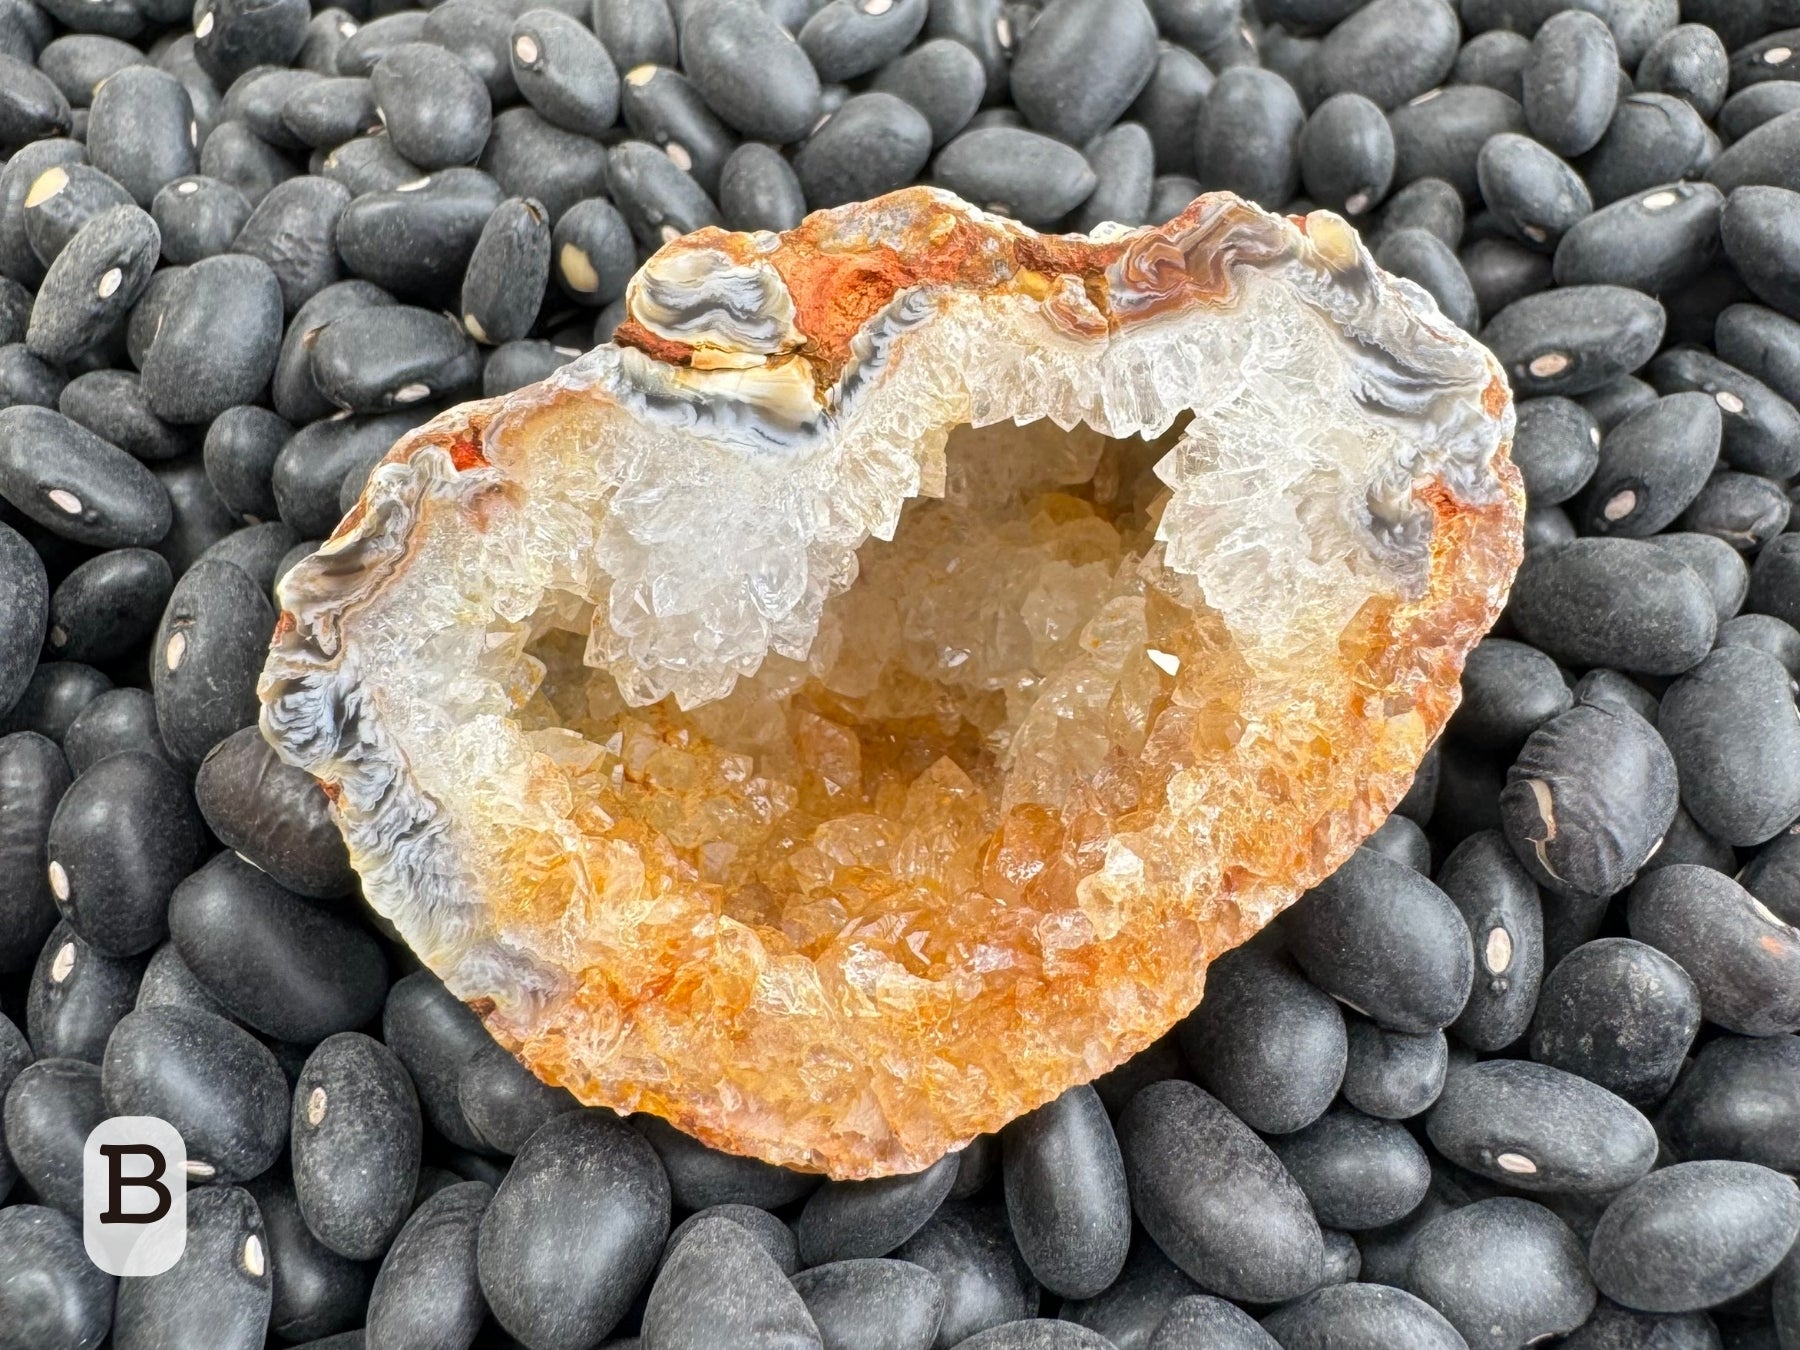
[259,188,1522,1178]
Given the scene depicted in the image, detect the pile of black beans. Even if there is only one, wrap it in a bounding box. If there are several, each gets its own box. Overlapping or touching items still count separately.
[6,0,1800,1345]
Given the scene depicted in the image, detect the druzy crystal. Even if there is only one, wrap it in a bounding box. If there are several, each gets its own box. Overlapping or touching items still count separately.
[259,188,1522,1177]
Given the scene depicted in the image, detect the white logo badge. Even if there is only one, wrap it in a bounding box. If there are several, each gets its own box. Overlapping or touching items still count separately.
[83,1116,187,1276]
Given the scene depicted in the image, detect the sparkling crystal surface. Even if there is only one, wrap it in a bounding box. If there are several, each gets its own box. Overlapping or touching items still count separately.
[260,189,1522,1177]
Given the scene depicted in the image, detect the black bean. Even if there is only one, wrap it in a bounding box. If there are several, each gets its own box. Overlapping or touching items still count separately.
[1510,395,1600,505]
[867,40,982,153]
[893,1200,1038,1346]
[292,1032,420,1261]
[789,1259,941,1350]
[641,1213,823,1349]
[1722,82,1800,142]
[1310,0,1459,110]
[1579,93,1712,207]
[1404,1197,1596,1346]
[1580,390,1722,536]
[110,1184,273,1350]
[0,1205,115,1349]
[476,1110,670,1348]
[1714,303,1800,415]
[673,1208,799,1279]
[1507,537,1717,673]
[200,406,286,523]
[999,0,1153,147]
[415,0,510,103]
[45,748,198,957]
[1647,531,1749,625]
[1427,1056,1658,1194]
[1523,9,1620,157]
[931,125,1095,226]
[1176,944,1346,1134]
[1433,829,1544,1052]
[0,528,45,725]
[717,142,805,234]
[23,163,136,271]
[1455,28,1531,101]
[1122,44,1209,180]
[309,304,479,412]
[271,278,393,423]
[1629,864,1800,1036]
[1482,284,1667,397]
[1711,112,1800,205]
[1564,664,1651,728]
[1364,812,1431,873]
[1375,227,1479,331]
[1718,612,1800,681]
[1589,1160,1800,1314]
[1730,27,1800,93]
[1486,134,1611,256]
[593,0,677,73]
[26,202,159,365]
[382,969,490,1152]
[0,406,170,547]
[221,68,316,153]
[1682,471,1790,551]
[101,1005,287,1184]
[168,850,387,1043]
[37,34,142,107]
[0,52,71,147]
[43,547,168,664]
[1264,1105,1429,1233]
[1298,93,1395,217]
[192,0,307,85]
[56,369,185,463]
[0,731,66,972]
[1116,1079,1323,1303]
[1058,1233,1199,1348]
[672,4,815,150]
[1286,846,1474,1033]
[1750,532,1800,633]
[455,1040,578,1156]
[484,337,580,395]
[953,1322,1113,1349]
[333,11,426,78]
[316,132,418,198]
[1580,372,1660,431]
[1502,698,1680,904]
[280,75,377,151]
[1073,122,1153,232]
[1,1055,103,1212]
[0,139,84,287]
[198,520,297,595]
[797,1151,959,1265]
[1259,1283,1465,1350]
[1563,1301,1726,1350]
[606,138,721,246]
[1389,86,1528,199]
[999,1084,1129,1299]
[233,174,350,314]
[620,64,736,198]
[363,1179,490,1349]
[1460,236,1552,320]
[152,455,239,575]
[335,166,502,300]
[792,91,933,211]
[1659,1034,1800,1172]
[242,1171,368,1343]
[87,66,196,210]
[272,410,418,538]
[551,195,636,309]
[491,19,607,148]
[1,663,115,748]
[1149,174,1202,223]
[1658,645,1800,846]
[198,119,300,208]
[1529,937,1700,1110]
[140,252,283,423]
[136,937,230,1019]
[1193,67,1303,211]
[1341,1015,1447,1121]
[194,727,348,899]
[149,553,273,764]
[1649,344,1800,479]
[0,342,62,409]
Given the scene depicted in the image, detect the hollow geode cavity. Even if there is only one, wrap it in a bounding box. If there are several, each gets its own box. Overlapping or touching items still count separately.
[259,187,1522,1178]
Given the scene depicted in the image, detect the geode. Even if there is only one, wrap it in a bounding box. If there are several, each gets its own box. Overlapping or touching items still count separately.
[259,188,1522,1178]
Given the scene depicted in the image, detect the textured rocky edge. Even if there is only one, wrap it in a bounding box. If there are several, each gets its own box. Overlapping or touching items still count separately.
[257,187,1523,1177]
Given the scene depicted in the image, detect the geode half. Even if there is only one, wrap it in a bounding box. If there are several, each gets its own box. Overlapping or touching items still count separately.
[259,188,1522,1178]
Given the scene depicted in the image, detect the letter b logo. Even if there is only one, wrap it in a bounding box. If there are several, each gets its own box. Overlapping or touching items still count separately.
[84,1117,186,1276]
